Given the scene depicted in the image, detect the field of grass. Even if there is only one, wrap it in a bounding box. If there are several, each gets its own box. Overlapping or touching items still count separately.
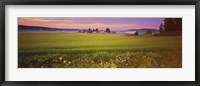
[18,33,182,68]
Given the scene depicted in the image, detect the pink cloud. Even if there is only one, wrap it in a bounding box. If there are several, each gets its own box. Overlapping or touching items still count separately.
[18,18,159,30]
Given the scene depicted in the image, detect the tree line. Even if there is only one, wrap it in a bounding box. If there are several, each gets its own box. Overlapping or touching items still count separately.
[79,28,112,33]
[159,18,182,34]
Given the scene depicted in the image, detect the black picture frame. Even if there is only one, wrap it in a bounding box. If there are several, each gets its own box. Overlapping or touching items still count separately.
[0,0,199,86]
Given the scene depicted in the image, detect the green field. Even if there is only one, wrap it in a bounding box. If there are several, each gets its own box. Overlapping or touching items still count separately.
[18,33,182,68]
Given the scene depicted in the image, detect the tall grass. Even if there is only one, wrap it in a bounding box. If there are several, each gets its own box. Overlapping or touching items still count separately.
[18,33,182,68]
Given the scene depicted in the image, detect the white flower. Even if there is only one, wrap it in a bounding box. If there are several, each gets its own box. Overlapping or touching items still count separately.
[63,60,66,64]
[59,57,62,61]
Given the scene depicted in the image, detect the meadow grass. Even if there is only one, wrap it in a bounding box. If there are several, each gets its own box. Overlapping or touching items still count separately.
[18,33,182,68]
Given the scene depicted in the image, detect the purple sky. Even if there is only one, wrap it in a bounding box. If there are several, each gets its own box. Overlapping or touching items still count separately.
[19,17,164,30]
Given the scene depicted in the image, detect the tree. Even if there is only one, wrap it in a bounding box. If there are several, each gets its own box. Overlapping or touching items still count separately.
[134,31,139,36]
[174,18,182,32]
[88,28,92,33]
[164,18,182,32]
[105,28,111,33]
[96,28,99,33]
[159,23,164,33]
[164,18,174,32]
[83,29,86,33]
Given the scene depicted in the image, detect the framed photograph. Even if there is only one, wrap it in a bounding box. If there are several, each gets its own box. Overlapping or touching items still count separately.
[0,0,199,86]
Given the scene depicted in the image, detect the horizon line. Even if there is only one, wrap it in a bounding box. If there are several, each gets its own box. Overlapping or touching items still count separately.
[18,24,159,30]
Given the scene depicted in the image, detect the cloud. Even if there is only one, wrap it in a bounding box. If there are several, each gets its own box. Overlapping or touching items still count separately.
[18,18,160,30]
[18,18,72,23]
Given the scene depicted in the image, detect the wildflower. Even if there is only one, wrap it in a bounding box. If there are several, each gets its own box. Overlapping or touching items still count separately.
[142,56,146,58]
[68,61,71,64]
[63,60,66,64]
[59,57,62,61]
[100,62,103,65]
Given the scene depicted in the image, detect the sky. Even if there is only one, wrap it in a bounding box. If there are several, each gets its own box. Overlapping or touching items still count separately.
[18,17,164,30]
